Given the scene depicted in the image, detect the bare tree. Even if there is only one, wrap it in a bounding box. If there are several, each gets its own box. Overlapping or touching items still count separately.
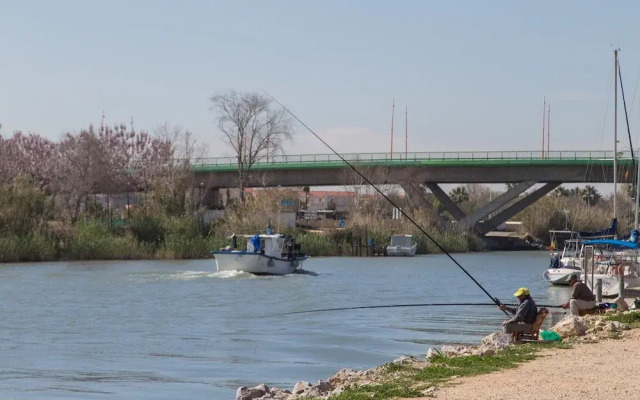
[153,123,206,213]
[210,91,292,202]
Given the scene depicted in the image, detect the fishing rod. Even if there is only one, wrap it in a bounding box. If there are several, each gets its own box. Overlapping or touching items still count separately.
[273,302,565,317]
[264,91,509,316]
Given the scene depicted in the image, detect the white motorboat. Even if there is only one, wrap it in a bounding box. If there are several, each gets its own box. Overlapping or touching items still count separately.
[386,234,417,257]
[210,229,307,276]
[543,264,582,286]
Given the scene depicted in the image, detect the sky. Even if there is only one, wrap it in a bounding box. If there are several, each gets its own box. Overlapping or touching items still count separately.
[3,1,640,160]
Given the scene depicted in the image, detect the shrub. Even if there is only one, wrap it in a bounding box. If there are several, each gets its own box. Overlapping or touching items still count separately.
[130,216,165,246]
[66,220,139,260]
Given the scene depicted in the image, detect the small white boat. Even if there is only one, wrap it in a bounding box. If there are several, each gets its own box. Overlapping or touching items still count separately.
[543,240,584,286]
[210,229,307,276]
[543,266,582,286]
[386,234,417,257]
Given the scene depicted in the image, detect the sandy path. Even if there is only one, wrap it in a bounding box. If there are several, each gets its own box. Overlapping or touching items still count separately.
[404,329,640,400]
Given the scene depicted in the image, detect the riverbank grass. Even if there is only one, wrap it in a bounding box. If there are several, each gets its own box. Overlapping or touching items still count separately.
[606,311,640,326]
[326,342,570,400]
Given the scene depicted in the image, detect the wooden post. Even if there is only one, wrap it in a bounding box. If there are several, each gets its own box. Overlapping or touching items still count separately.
[618,274,625,299]
[596,279,602,303]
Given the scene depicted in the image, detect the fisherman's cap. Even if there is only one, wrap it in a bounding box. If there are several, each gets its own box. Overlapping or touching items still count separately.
[513,287,530,297]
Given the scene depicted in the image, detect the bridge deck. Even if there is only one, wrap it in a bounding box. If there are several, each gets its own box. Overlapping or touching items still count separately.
[190,150,634,172]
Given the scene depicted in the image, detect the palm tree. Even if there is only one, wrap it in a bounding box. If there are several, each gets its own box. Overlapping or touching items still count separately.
[449,186,469,204]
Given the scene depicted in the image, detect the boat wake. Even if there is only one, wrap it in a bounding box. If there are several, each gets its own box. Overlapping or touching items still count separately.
[128,271,217,283]
[293,269,318,276]
[212,270,258,279]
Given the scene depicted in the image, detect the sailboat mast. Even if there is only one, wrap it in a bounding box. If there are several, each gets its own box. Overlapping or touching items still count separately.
[614,49,619,222]
[635,152,640,230]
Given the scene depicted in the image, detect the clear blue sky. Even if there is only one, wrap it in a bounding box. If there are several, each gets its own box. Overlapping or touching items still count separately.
[3,0,640,158]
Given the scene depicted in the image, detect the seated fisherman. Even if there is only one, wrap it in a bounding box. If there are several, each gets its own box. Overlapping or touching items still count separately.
[498,287,538,334]
[562,273,596,315]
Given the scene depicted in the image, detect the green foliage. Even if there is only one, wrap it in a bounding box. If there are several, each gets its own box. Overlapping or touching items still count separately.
[67,220,139,260]
[0,175,52,236]
[297,232,338,256]
[130,216,165,246]
[449,186,470,204]
[417,347,538,384]
[158,217,210,259]
[606,312,640,325]
[0,232,58,262]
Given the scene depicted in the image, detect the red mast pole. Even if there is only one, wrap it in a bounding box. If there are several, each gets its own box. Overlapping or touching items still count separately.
[547,104,550,157]
[541,97,546,158]
[405,105,408,159]
[390,99,395,160]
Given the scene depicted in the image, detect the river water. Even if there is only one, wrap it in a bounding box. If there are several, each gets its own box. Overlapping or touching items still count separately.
[0,251,570,400]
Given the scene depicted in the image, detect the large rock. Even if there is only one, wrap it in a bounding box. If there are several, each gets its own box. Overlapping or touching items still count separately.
[551,315,587,337]
[290,380,333,399]
[481,332,513,349]
[235,384,291,400]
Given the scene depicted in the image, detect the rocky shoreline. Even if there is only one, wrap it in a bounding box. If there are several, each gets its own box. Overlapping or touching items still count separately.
[235,307,635,400]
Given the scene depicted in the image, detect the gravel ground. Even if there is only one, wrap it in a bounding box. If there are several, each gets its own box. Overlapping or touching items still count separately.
[402,328,640,400]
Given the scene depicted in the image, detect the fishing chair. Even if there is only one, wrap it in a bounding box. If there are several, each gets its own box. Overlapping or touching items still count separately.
[512,307,549,342]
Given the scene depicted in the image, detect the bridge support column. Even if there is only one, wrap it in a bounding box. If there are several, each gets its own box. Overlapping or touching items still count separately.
[400,183,450,228]
[475,182,561,235]
[458,181,536,231]
[426,183,466,221]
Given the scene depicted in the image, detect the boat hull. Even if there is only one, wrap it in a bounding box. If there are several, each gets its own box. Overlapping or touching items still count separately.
[585,273,640,297]
[211,251,307,275]
[543,268,582,286]
[385,244,417,257]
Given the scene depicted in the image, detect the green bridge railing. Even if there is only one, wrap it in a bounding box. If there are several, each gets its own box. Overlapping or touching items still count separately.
[188,150,634,167]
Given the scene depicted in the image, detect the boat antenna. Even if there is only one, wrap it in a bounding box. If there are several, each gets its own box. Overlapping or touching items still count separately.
[263,90,508,315]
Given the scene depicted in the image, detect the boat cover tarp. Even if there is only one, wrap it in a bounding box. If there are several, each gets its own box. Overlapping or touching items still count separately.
[582,238,638,249]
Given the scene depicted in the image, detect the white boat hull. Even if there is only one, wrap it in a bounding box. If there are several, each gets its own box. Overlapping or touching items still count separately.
[585,273,640,297]
[386,244,417,257]
[212,251,306,275]
[543,268,582,286]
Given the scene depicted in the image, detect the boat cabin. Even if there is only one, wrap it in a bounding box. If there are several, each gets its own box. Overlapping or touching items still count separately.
[390,234,415,248]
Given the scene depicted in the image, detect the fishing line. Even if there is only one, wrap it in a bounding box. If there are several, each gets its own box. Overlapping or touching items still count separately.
[264,91,508,315]
[272,302,565,317]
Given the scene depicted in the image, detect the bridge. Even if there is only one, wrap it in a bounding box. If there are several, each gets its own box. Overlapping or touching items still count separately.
[192,150,636,235]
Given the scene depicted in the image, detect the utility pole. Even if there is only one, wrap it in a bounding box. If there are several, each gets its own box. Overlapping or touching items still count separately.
[390,99,395,160]
[547,104,550,157]
[405,105,408,159]
[541,97,545,158]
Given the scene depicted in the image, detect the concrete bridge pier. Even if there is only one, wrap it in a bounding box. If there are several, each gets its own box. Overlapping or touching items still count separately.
[475,182,560,234]
[407,181,561,235]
